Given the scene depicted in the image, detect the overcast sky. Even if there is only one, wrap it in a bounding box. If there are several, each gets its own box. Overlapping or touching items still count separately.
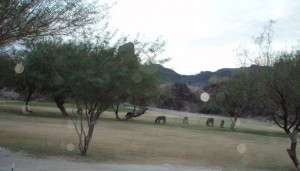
[108,0,300,75]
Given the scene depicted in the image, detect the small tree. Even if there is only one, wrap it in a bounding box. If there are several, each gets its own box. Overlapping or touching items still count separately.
[67,41,140,156]
[214,69,259,130]
[16,40,73,116]
[111,38,167,120]
[260,52,300,169]
[239,20,300,170]
[125,64,159,119]
[112,64,159,120]
[111,42,140,120]
[0,48,38,111]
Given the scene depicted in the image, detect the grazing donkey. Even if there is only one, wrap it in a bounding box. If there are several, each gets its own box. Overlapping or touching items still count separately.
[183,117,188,124]
[155,116,166,124]
[206,118,214,127]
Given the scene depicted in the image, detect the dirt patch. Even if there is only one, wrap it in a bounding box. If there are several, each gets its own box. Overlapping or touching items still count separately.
[0,148,219,171]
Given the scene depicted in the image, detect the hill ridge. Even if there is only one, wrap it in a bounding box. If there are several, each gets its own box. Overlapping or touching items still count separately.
[152,64,236,87]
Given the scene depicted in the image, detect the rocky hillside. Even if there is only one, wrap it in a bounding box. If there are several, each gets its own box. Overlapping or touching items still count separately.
[152,64,235,88]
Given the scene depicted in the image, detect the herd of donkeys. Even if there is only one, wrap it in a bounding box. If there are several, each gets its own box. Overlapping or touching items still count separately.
[123,108,225,128]
[154,115,225,128]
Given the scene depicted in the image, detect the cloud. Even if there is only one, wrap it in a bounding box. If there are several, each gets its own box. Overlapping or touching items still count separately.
[109,0,300,74]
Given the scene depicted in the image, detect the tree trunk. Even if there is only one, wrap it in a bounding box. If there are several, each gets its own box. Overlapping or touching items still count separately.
[54,96,69,116]
[130,106,148,118]
[25,89,34,113]
[112,103,121,120]
[287,129,300,170]
[230,114,238,130]
[80,124,95,156]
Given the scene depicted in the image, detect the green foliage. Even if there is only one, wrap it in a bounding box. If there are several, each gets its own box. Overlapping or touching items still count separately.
[203,68,264,129]
[257,52,300,131]
[157,82,198,111]
[198,102,222,114]
[69,42,122,108]
[0,0,109,47]
[0,51,16,88]
[12,40,76,115]
[22,40,63,93]
[128,64,160,108]
[2,32,165,155]
[111,43,161,118]
[236,20,300,169]
[213,69,258,116]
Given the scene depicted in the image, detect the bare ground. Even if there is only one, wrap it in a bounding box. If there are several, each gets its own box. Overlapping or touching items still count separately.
[0,148,221,171]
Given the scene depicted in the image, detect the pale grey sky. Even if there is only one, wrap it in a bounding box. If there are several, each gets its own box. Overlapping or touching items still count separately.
[108,0,300,75]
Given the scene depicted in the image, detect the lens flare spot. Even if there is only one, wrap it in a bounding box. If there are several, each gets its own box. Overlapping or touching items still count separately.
[67,143,75,151]
[21,105,31,114]
[200,92,210,102]
[237,143,247,154]
[15,64,24,74]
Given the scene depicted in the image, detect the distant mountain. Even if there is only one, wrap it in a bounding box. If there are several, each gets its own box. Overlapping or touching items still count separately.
[152,64,236,87]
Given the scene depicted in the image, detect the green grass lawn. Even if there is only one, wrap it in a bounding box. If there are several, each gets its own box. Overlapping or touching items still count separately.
[0,100,133,113]
[0,100,294,170]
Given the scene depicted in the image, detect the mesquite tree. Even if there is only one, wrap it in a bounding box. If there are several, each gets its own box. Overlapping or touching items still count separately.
[261,52,300,169]
[112,64,159,120]
[66,41,141,156]
[239,20,300,170]
[125,64,159,119]
[0,0,109,47]
[254,21,300,170]
[214,69,259,130]
[111,42,140,120]
[111,39,165,120]
[15,40,74,116]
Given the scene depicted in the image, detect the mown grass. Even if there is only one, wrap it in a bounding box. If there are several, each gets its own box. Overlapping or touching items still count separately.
[0,101,286,138]
[0,100,133,112]
[0,100,294,170]
[0,101,286,137]
[0,100,63,108]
